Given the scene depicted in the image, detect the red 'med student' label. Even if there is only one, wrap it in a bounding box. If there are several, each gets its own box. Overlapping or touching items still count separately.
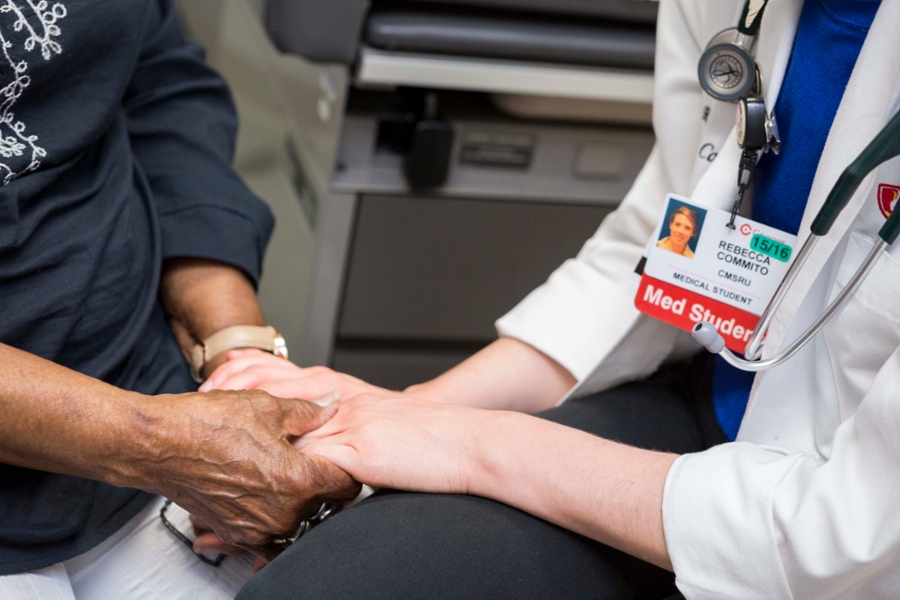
[635,195,797,354]
[635,275,758,352]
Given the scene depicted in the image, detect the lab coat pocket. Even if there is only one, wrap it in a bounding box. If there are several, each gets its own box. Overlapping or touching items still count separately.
[824,232,900,418]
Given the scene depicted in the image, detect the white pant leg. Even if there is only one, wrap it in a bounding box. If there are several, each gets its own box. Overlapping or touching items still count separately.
[62,496,253,600]
[0,564,77,600]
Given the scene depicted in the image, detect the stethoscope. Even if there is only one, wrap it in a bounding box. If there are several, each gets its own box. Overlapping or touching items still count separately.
[689,0,900,371]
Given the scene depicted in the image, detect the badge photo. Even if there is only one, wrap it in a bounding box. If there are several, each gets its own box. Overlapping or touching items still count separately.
[655,199,707,260]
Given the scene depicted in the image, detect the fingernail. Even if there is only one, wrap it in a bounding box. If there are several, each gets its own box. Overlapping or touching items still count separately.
[312,390,341,407]
[193,542,210,554]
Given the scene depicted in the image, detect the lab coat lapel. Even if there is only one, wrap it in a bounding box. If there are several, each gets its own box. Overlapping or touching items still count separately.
[762,2,900,353]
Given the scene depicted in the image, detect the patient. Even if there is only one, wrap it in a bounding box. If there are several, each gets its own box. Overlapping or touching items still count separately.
[0,1,356,595]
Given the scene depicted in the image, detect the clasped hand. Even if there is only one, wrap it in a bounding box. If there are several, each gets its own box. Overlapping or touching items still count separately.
[202,350,487,500]
[193,350,492,570]
[131,388,360,563]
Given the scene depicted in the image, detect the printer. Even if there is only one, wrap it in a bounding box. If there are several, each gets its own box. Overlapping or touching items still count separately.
[177,0,658,389]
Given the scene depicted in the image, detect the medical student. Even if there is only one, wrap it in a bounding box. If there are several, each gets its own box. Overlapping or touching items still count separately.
[656,206,700,258]
[207,0,900,598]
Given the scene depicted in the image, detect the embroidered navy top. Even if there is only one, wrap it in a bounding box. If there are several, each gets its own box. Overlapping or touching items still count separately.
[0,0,274,573]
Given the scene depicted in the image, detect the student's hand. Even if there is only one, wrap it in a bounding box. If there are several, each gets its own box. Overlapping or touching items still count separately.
[297,394,490,495]
[200,349,393,400]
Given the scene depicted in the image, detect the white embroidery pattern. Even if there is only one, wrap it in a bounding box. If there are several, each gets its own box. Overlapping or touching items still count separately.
[0,0,66,184]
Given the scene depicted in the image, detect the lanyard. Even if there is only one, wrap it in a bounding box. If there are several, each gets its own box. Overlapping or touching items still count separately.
[738,0,770,37]
[698,0,780,228]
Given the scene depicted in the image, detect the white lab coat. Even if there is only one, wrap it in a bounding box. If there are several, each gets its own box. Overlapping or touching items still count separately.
[496,0,900,598]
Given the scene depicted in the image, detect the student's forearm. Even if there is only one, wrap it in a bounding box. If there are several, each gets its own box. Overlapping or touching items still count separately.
[205,338,576,415]
[302,396,674,566]
[469,411,677,569]
[406,337,576,413]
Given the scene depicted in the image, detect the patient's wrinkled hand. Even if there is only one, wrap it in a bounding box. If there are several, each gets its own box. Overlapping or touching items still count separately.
[129,390,361,564]
[200,349,392,400]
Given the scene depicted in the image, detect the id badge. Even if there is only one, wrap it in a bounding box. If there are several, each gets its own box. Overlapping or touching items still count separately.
[634,194,797,353]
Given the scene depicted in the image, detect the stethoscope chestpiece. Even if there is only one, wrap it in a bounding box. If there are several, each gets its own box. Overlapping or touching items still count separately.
[698,28,758,102]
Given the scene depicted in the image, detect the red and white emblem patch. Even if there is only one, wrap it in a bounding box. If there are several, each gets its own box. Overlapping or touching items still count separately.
[878,184,899,219]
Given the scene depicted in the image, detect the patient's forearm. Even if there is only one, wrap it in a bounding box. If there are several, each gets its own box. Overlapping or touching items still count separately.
[159,258,266,377]
[470,411,677,569]
[0,342,147,485]
[406,337,576,413]
[0,342,362,557]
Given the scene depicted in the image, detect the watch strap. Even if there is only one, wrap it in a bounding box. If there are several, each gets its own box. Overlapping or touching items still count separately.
[189,325,288,382]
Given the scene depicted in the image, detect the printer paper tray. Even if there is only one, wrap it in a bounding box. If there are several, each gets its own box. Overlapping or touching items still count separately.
[356,47,654,104]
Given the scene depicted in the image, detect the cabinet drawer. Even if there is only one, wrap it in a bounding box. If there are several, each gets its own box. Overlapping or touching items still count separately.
[338,194,612,341]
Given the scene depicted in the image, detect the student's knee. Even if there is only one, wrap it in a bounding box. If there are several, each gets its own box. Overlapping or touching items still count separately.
[237,490,670,600]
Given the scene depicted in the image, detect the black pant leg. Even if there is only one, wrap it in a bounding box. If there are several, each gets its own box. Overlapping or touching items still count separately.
[538,379,706,454]
[241,491,676,600]
[237,369,709,600]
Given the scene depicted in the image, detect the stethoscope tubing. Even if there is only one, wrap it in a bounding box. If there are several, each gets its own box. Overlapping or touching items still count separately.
[742,234,819,361]
[702,237,886,371]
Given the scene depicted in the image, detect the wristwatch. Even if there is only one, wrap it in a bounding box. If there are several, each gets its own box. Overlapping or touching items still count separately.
[189,325,288,383]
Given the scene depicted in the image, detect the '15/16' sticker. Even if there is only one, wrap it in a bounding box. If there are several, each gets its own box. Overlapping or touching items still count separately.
[634,195,797,353]
[750,233,792,262]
